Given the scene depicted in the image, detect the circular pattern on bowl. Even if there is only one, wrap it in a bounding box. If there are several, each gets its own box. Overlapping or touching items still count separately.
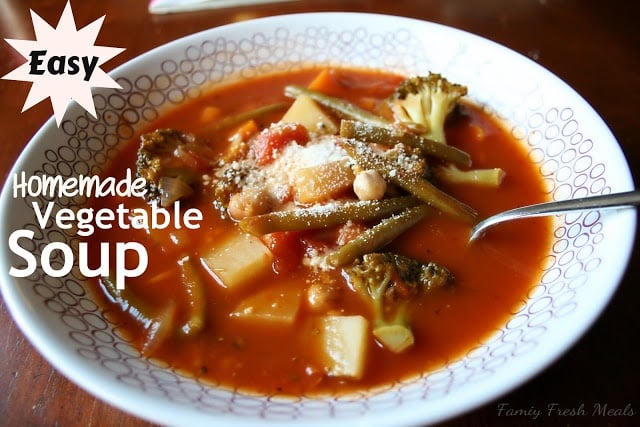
[0,13,635,426]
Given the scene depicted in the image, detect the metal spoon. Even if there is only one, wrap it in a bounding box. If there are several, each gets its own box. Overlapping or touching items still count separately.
[468,189,640,242]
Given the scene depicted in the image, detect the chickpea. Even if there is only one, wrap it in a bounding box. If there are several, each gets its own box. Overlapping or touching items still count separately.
[227,187,270,220]
[306,283,340,313]
[353,169,387,200]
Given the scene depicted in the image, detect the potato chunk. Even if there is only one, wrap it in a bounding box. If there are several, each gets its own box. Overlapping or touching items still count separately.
[373,324,414,354]
[293,159,355,204]
[317,315,369,379]
[281,94,338,134]
[230,286,302,325]
[201,231,273,291]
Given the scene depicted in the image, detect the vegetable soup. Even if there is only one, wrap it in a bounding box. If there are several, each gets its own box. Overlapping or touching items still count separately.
[88,66,551,396]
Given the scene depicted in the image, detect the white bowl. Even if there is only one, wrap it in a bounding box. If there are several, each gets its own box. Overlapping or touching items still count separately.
[0,12,635,426]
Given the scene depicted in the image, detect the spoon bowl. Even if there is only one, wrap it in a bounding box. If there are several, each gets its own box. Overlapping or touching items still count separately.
[468,190,640,242]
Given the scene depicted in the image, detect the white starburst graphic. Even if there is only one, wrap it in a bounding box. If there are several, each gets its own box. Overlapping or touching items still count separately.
[2,1,124,126]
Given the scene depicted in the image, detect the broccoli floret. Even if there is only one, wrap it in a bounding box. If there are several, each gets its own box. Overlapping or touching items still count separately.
[344,252,453,353]
[136,129,216,206]
[210,158,258,217]
[388,72,468,145]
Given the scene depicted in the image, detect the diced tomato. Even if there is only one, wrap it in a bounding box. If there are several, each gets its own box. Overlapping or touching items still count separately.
[261,231,305,274]
[174,143,216,171]
[253,123,310,166]
[303,222,367,247]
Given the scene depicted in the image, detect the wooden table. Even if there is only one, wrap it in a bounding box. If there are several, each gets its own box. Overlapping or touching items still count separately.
[1,1,638,425]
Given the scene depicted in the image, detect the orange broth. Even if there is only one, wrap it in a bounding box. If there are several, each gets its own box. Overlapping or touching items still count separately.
[88,67,552,396]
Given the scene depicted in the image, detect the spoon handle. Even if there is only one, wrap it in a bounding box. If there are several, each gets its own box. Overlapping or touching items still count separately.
[469,189,640,242]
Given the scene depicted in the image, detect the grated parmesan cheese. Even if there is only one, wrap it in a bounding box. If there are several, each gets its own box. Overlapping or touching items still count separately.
[243,135,352,206]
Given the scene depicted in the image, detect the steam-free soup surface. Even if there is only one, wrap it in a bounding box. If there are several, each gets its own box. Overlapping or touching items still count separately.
[89,67,551,396]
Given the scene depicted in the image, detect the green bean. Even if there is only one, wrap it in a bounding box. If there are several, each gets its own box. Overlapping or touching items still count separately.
[100,275,155,323]
[100,276,177,355]
[340,119,472,167]
[326,204,432,267]
[433,164,505,187]
[239,196,418,235]
[177,255,206,336]
[339,138,478,223]
[284,85,390,128]
[141,301,177,356]
[199,102,288,134]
